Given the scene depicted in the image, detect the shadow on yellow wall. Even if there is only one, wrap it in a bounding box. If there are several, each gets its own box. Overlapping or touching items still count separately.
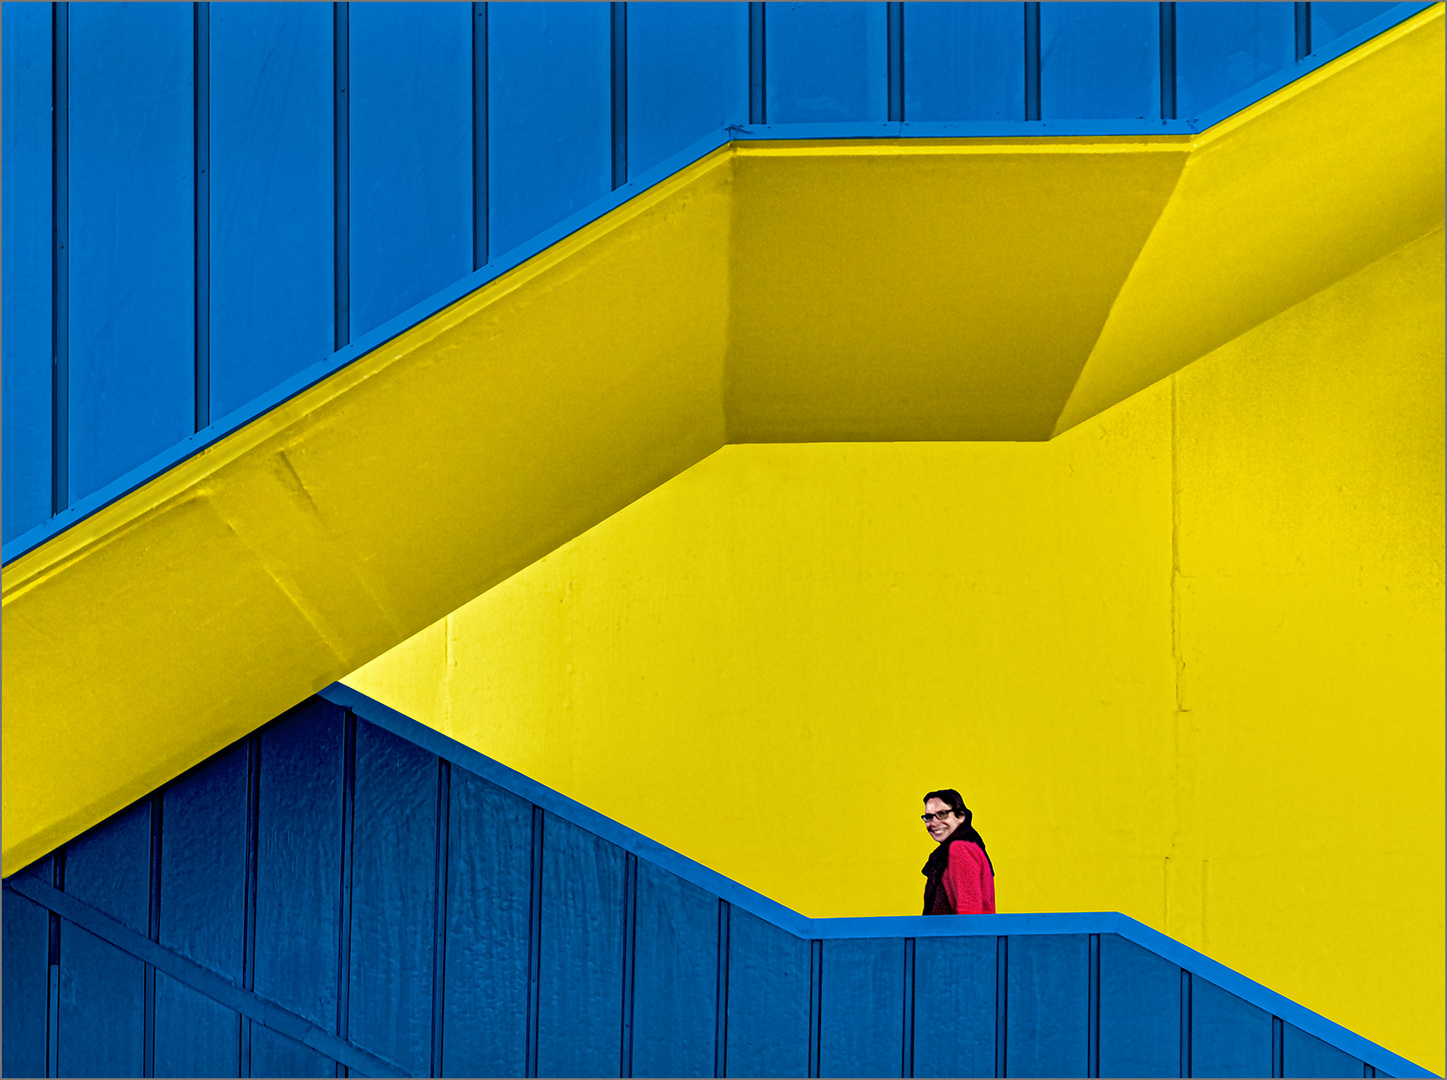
[347,226,1445,1071]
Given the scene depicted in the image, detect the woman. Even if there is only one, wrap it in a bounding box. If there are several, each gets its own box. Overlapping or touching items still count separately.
[921,788,996,915]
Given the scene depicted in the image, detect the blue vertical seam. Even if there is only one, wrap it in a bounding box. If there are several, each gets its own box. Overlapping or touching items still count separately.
[886,2,904,122]
[1295,3,1312,60]
[240,735,261,1077]
[524,807,544,1078]
[748,3,766,124]
[1024,3,1041,121]
[50,1,69,517]
[47,851,65,1078]
[901,937,916,1078]
[143,791,164,1078]
[430,759,452,1079]
[333,2,350,350]
[995,935,1008,1078]
[1271,1015,1284,1077]
[1179,969,1192,1077]
[472,3,488,271]
[620,852,638,1077]
[713,900,730,1078]
[193,2,210,432]
[1159,3,1177,120]
[336,710,358,1075]
[807,939,822,1077]
[1087,933,1100,1077]
[611,3,628,189]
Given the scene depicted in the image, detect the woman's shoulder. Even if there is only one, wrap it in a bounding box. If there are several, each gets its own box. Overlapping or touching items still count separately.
[947,838,986,863]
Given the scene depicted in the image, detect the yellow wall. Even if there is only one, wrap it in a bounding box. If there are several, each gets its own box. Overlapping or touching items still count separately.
[346,227,1443,1070]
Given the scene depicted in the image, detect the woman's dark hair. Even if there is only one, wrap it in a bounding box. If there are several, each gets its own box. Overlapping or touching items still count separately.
[924,788,995,875]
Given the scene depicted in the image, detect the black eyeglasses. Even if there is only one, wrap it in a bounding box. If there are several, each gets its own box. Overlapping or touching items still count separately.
[921,811,957,824]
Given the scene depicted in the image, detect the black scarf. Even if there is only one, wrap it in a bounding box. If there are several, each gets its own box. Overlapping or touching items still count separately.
[921,828,995,915]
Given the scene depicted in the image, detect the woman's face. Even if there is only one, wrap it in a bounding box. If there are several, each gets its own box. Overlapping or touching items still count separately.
[923,797,963,843]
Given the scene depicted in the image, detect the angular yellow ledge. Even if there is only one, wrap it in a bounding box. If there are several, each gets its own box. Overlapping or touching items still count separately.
[3,4,1441,876]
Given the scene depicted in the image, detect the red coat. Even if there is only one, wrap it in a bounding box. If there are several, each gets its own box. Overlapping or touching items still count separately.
[924,838,996,915]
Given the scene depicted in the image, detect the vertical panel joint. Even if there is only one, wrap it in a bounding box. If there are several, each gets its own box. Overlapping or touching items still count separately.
[1179,969,1192,1078]
[333,2,351,350]
[807,939,823,1078]
[995,935,1008,1079]
[1295,3,1312,60]
[1087,933,1100,1078]
[886,2,904,122]
[748,3,767,124]
[472,3,488,271]
[901,937,916,1078]
[1159,3,1177,120]
[50,0,70,517]
[193,1,211,432]
[336,710,358,1066]
[430,758,452,1079]
[714,900,730,1079]
[1023,3,1042,122]
[524,807,544,1078]
[611,3,628,189]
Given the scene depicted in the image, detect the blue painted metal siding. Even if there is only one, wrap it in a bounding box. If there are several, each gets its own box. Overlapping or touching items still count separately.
[2,1,1434,556]
[3,688,1430,1078]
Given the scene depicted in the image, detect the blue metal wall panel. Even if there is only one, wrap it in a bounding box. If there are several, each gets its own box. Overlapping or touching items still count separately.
[1097,932,1180,1078]
[766,3,888,124]
[347,720,440,1078]
[349,3,473,341]
[441,770,533,1078]
[488,3,611,259]
[208,3,334,421]
[631,860,719,1078]
[536,814,627,1078]
[153,973,240,1078]
[1040,3,1159,120]
[63,799,151,933]
[1175,4,1295,121]
[158,743,247,977]
[1,3,54,543]
[819,937,905,1078]
[58,924,146,1078]
[903,3,1025,122]
[2,887,50,1078]
[66,2,195,504]
[1190,974,1274,1077]
[911,934,996,1078]
[253,700,344,1034]
[249,1023,338,1079]
[1285,1021,1367,1077]
[1006,933,1090,1077]
[1312,3,1401,48]
[724,907,811,1078]
[626,3,749,178]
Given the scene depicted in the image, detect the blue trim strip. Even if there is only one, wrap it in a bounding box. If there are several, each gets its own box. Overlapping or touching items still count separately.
[317,683,1440,1078]
[4,0,1435,567]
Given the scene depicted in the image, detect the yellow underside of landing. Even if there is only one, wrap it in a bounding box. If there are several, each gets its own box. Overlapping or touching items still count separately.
[3,5,1442,878]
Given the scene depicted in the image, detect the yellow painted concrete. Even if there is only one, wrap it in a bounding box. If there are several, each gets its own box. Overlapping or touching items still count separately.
[347,226,1444,1069]
[4,7,1442,897]
[1055,2,1445,434]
